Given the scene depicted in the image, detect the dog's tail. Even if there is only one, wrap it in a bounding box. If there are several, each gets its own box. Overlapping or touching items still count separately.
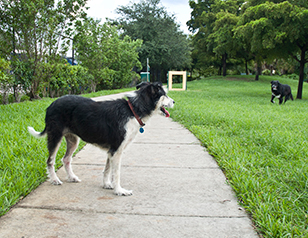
[290,93,294,101]
[28,126,47,138]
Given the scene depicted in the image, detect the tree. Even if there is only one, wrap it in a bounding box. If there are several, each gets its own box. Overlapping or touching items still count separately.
[188,0,216,75]
[235,1,308,98]
[74,18,142,91]
[187,0,243,76]
[208,11,239,76]
[0,0,87,99]
[114,0,191,82]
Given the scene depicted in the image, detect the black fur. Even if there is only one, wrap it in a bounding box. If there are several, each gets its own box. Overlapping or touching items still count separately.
[271,80,293,104]
[43,82,166,156]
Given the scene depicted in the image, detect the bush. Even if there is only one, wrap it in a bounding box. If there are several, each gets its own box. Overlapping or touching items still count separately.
[0,57,14,104]
[282,73,299,80]
[262,69,271,75]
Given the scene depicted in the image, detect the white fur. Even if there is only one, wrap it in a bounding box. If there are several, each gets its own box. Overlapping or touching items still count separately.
[101,94,174,196]
[62,137,81,183]
[272,93,281,98]
[28,126,44,138]
[125,91,137,98]
[102,118,139,195]
[163,95,175,108]
[47,142,63,185]
[155,95,175,112]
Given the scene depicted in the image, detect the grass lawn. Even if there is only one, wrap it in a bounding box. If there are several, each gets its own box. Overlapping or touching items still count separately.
[168,75,308,237]
[0,87,133,216]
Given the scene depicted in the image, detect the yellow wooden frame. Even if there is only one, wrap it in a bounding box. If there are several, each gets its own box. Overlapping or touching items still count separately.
[168,71,187,91]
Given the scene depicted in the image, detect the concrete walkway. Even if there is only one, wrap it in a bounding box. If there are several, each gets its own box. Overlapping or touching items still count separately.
[0,93,259,238]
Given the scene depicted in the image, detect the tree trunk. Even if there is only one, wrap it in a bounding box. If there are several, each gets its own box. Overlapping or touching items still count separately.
[245,59,248,75]
[222,53,227,76]
[29,90,41,100]
[151,67,158,82]
[296,47,306,99]
[255,61,262,81]
[30,80,41,99]
[218,66,222,76]
[270,65,273,76]
[2,92,8,104]
[218,57,222,76]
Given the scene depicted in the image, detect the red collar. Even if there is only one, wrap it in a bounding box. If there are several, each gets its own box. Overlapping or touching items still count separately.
[127,100,145,127]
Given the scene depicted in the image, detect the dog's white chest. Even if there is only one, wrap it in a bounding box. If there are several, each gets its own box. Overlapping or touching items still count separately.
[272,93,281,98]
[124,119,141,144]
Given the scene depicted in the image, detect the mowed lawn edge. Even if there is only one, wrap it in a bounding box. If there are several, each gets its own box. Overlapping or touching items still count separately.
[0,88,133,216]
[168,76,308,237]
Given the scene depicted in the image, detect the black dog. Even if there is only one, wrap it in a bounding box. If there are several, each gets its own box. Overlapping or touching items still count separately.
[28,82,174,196]
[271,80,293,104]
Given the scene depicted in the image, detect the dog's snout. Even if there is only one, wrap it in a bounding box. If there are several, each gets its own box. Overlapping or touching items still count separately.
[169,97,175,107]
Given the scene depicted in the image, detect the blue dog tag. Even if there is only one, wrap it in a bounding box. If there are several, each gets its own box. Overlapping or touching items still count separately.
[139,127,144,133]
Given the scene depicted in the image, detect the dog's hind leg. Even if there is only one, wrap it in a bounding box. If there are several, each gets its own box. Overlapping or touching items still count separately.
[47,134,63,185]
[103,154,113,189]
[285,93,293,103]
[110,149,133,196]
[62,134,81,183]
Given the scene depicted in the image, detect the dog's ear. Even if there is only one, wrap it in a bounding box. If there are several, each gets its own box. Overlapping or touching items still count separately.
[150,82,164,95]
[153,82,163,87]
[147,84,157,95]
[271,81,273,84]
[136,82,150,90]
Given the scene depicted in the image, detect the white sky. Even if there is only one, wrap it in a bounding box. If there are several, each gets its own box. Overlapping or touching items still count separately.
[85,0,192,34]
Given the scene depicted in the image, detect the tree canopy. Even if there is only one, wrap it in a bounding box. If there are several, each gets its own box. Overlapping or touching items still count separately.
[0,0,144,99]
[74,18,142,91]
[188,0,244,76]
[113,0,191,82]
[235,1,308,98]
[0,0,88,98]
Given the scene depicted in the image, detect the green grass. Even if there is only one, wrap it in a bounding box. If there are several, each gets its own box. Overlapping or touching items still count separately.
[0,88,133,216]
[168,76,308,237]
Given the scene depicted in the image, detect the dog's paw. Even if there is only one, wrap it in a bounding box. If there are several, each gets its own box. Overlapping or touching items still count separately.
[114,188,133,196]
[68,176,81,183]
[103,183,114,189]
[50,178,63,185]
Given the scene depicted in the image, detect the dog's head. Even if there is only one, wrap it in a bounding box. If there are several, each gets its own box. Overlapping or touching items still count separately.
[271,80,280,91]
[135,82,175,117]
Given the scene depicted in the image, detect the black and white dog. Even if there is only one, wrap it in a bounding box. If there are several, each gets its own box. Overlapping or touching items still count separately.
[271,80,293,104]
[28,82,174,196]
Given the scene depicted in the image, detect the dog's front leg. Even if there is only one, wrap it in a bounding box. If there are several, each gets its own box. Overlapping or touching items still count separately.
[271,94,275,103]
[111,151,133,196]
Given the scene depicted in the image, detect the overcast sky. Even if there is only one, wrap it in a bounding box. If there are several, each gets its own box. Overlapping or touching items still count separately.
[85,0,192,34]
